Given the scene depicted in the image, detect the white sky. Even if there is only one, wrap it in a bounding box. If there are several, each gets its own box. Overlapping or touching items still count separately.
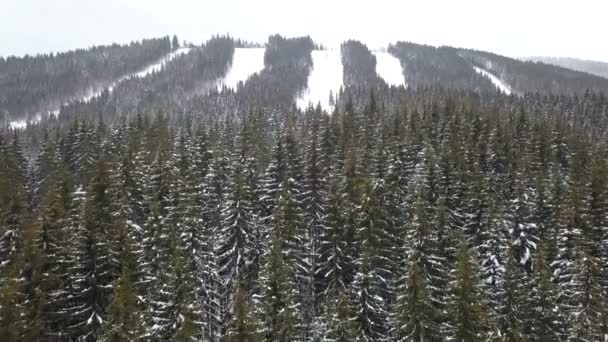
[1,0,607,62]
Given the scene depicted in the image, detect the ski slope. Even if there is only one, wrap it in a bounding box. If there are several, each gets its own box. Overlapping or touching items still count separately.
[217,48,265,91]
[9,48,191,129]
[473,66,512,95]
[374,51,406,87]
[297,49,344,112]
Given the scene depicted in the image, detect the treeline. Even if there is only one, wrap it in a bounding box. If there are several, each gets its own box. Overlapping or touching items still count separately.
[0,37,174,121]
[2,86,608,340]
[341,40,380,87]
[264,35,314,69]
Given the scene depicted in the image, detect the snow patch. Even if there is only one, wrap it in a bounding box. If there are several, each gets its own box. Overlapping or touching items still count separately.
[374,51,406,87]
[473,66,512,95]
[216,48,265,91]
[297,49,344,112]
[9,114,41,129]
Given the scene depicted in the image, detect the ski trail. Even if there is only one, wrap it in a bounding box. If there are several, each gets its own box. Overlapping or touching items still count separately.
[297,49,344,112]
[217,48,265,91]
[374,51,406,87]
[473,66,512,95]
[8,47,192,129]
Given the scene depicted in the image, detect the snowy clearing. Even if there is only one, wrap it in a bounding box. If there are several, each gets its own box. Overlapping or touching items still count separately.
[8,48,191,129]
[9,114,41,129]
[374,51,406,87]
[216,48,265,91]
[473,66,512,95]
[297,49,344,112]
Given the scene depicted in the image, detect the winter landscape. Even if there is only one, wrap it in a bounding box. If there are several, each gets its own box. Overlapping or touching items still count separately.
[2,1,608,341]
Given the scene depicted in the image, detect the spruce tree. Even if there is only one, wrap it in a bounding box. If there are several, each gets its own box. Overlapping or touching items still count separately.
[446,238,492,341]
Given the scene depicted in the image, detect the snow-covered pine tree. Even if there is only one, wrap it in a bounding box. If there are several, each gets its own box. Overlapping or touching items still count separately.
[200,148,229,341]
[172,131,208,338]
[257,211,303,340]
[31,130,62,207]
[100,198,145,341]
[349,246,389,341]
[563,243,606,341]
[321,290,356,341]
[141,142,201,340]
[302,116,330,322]
[476,189,509,328]
[395,252,436,341]
[225,281,262,342]
[496,249,533,340]
[65,160,118,340]
[505,167,539,272]
[67,121,99,186]
[528,242,563,340]
[553,145,590,323]
[446,237,493,341]
[403,144,454,338]
[217,145,257,333]
[21,173,72,339]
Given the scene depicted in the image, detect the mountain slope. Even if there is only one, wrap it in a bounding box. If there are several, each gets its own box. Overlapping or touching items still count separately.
[525,56,608,79]
[388,41,608,95]
[0,37,174,121]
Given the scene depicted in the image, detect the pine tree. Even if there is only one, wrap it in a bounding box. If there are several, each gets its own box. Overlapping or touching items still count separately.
[218,152,255,295]
[22,175,72,340]
[446,239,492,341]
[350,246,389,341]
[200,149,229,341]
[226,282,262,342]
[563,244,607,341]
[395,254,436,341]
[528,243,563,340]
[66,159,118,340]
[100,201,144,342]
[0,266,22,342]
[497,250,532,340]
[258,226,302,340]
[322,290,356,341]
[302,117,330,319]
[506,168,539,272]
[476,191,508,327]
[316,144,356,300]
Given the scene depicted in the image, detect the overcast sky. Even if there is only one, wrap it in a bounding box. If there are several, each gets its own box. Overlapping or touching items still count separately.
[2,0,607,62]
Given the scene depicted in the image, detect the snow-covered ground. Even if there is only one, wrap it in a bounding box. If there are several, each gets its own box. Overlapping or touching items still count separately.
[8,114,41,130]
[217,48,265,91]
[374,51,406,87]
[8,48,191,129]
[297,49,344,112]
[473,66,512,95]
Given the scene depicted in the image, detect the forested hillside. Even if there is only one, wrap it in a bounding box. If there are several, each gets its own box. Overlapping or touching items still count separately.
[2,35,608,341]
[526,56,608,79]
[2,90,608,341]
[0,37,176,122]
[389,41,608,95]
[460,48,608,94]
[388,42,497,92]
